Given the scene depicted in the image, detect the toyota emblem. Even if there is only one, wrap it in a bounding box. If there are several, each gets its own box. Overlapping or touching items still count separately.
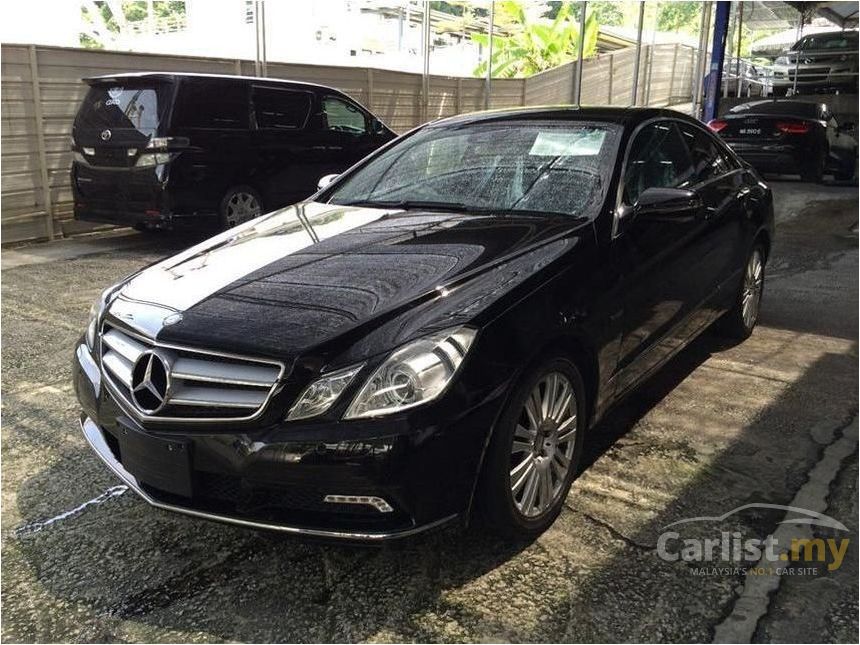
[130,350,171,414]
[100,129,112,141]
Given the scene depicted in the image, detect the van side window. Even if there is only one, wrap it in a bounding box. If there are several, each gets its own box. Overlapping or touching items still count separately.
[624,121,695,203]
[323,96,367,134]
[174,81,249,129]
[677,123,732,183]
[253,87,312,130]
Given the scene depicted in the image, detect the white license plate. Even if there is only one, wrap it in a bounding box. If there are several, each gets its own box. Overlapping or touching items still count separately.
[739,128,761,135]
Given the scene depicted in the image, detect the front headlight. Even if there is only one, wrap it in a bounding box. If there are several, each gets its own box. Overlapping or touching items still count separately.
[774,56,790,66]
[344,326,477,419]
[286,364,364,421]
[85,286,116,351]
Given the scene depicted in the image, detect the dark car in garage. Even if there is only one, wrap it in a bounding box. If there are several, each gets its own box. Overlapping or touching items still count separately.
[70,73,396,232]
[708,100,857,182]
[74,106,774,541]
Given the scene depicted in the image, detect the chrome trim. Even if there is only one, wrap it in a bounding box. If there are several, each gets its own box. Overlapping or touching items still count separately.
[99,319,287,425]
[79,416,458,541]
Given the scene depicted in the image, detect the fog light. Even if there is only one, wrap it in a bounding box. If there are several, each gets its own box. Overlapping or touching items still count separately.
[323,494,393,513]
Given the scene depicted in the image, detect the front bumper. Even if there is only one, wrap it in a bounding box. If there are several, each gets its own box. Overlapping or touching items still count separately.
[79,415,458,541]
[73,343,500,542]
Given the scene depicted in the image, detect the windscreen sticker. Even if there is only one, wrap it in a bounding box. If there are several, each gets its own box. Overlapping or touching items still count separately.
[529,130,606,156]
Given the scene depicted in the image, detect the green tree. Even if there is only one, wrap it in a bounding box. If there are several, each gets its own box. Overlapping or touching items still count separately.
[473,0,599,78]
[544,1,624,27]
[656,1,701,34]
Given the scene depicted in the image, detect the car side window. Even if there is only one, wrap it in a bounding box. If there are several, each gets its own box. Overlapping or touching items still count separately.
[623,121,695,204]
[174,81,249,129]
[323,96,368,134]
[677,123,732,183]
[253,87,312,130]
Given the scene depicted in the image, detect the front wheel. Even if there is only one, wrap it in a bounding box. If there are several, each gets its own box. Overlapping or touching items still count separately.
[478,357,586,539]
[219,186,263,230]
[716,244,766,341]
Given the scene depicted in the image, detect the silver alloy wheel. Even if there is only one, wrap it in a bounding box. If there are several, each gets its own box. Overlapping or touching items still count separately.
[509,372,577,518]
[224,191,262,227]
[741,249,764,330]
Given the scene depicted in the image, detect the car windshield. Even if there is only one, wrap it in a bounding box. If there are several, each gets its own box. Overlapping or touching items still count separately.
[326,121,621,218]
[795,32,857,51]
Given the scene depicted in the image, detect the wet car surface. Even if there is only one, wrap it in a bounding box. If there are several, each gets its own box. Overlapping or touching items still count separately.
[1,179,857,642]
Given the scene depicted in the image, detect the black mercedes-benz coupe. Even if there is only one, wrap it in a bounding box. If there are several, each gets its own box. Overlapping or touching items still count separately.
[74,107,774,541]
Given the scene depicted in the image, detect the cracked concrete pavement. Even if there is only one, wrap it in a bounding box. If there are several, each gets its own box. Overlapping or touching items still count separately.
[1,179,857,642]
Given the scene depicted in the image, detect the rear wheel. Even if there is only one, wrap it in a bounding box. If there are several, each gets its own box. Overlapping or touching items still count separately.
[717,244,765,341]
[219,186,262,229]
[834,154,857,181]
[800,148,826,183]
[478,357,586,539]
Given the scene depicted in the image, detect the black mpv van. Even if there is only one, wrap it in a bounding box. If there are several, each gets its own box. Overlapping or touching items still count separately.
[71,73,396,231]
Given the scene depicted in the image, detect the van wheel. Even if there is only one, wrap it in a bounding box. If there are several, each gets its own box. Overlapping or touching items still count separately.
[478,357,586,539]
[219,186,262,229]
[834,155,856,181]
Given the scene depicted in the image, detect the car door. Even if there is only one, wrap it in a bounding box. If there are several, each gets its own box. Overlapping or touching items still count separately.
[250,84,319,207]
[169,78,253,216]
[676,121,748,327]
[614,120,709,393]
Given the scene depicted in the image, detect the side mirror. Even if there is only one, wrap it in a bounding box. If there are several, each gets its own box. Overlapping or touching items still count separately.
[633,187,703,222]
[370,118,386,135]
[317,173,339,191]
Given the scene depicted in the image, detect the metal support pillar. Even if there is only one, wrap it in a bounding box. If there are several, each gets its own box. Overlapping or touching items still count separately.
[422,0,431,122]
[693,1,712,119]
[631,1,645,106]
[792,9,804,94]
[703,1,730,122]
[574,1,587,106]
[736,0,744,97]
[485,1,494,109]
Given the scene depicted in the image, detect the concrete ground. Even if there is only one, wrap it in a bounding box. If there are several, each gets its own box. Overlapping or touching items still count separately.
[1,179,857,643]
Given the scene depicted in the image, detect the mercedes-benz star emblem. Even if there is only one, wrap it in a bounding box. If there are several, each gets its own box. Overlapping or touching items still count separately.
[130,351,170,414]
[100,129,112,141]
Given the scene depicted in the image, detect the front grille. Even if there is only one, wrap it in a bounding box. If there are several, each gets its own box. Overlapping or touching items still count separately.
[99,323,284,423]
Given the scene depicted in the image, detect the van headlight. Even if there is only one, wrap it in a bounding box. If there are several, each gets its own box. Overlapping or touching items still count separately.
[774,56,790,66]
[343,326,476,419]
[135,152,171,168]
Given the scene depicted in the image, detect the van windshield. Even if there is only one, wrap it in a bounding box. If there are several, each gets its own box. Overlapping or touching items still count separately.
[74,81,173,143]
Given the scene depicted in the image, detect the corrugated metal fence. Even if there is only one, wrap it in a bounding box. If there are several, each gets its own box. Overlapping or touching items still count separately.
[1,43,696,244]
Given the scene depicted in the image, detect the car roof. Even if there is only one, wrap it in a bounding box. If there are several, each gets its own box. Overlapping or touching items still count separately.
[82,71,341,94]
[426,105,703,129]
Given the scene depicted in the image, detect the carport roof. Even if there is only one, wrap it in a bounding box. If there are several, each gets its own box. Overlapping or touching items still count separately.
[736,1,858,29]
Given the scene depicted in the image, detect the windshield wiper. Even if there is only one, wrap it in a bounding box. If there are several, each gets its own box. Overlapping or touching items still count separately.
[338,200,582,220]
[339,199,470,211]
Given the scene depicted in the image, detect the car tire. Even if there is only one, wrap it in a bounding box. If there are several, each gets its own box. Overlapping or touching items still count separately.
[219,185,263,230]
[716,243,766,341]
[478,356,586,539]
[834,155,857,181]
[133,223,163,234]
[800,148,826,183]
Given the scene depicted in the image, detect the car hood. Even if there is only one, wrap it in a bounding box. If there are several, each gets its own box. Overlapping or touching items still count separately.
[108,201,588,362]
